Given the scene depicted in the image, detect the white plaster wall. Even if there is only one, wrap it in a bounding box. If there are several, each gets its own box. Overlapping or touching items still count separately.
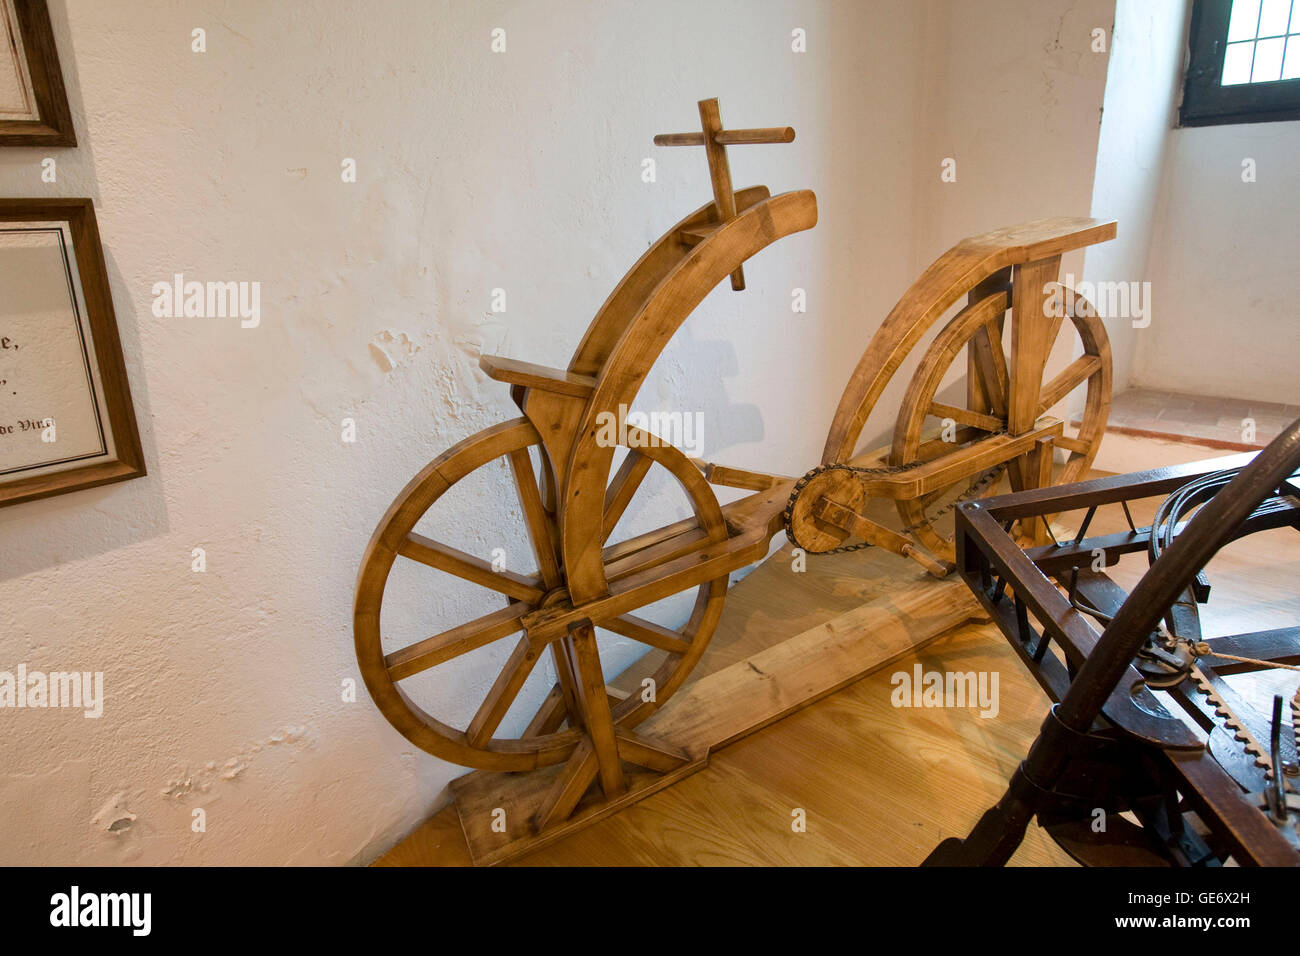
[1083,0,1189,394]
[0,0,1111,865]
[1133,121,1300,405]
[876,0,1117,448]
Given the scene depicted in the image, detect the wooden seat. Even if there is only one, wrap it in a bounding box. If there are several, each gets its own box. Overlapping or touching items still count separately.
[958,216,1116,263]
[479,355,597,399]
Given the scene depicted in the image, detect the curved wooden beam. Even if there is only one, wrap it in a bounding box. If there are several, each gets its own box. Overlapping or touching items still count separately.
[567,185,774,377]
[821,217,1115,464]
[560,189,819,602]
[890,290,1010,466]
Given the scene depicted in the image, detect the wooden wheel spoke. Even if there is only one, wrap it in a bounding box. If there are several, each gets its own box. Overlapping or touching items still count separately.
[1045,303,1069,354]
[969,318,1009,417]
[521,655,625,738]
[599,613,691,655]
[508,448,562,589]
[1036,354,1102,417]
[399,532,543,603]
[602,451,654,543]
[533,739,598,833]
[1055,434,1092,454]
[385,603,530,681]
[521,684,566,738]
[602,515,695,563]
[927,401,1003,433]
[466,636,542,747]
[550,640,584,730]
[567,625,627,797]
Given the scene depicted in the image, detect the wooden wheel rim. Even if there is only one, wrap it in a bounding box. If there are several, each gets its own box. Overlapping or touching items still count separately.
[353,418,728,772]
[1051,289,1111,484]
[891,285,1110,559]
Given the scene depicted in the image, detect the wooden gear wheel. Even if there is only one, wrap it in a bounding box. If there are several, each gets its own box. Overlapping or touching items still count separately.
[353,417,728,774]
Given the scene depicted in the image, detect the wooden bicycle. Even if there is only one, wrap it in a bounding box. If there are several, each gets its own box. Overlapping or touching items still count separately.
[354,98,1116,851]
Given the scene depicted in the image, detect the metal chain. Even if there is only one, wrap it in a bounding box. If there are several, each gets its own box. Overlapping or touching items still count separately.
[782,435,1008,556]
[1293,689,1299,773]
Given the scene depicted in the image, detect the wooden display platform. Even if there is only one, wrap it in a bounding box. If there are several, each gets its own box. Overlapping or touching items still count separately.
[384,535,987,866]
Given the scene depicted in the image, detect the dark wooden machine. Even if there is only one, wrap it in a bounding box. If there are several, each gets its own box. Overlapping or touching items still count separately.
[926,418,1300,867]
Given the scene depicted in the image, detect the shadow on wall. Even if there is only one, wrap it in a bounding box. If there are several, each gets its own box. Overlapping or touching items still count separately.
[666,323,765,458]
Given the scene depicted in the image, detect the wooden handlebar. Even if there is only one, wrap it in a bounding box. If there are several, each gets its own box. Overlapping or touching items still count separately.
[654,100,795,292]
[654,127,795,147]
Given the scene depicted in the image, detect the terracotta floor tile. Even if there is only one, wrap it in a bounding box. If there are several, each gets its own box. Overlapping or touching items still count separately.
[1109,387,1293,448]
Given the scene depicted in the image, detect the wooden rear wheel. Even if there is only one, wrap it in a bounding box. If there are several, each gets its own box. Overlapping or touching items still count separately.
[353,418,728,772]
[891,283,1111,561]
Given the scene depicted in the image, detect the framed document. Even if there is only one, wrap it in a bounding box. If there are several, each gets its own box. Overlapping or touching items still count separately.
[0,0,75,147]
[0,199,144,507]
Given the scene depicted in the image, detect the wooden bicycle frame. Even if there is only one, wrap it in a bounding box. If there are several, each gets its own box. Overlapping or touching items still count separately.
[480,210,1117,640]
[481,186,814,624]
[358,99,1120,859]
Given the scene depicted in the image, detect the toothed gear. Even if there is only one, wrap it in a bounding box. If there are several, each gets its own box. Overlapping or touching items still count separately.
[782,454,1006,556]
[1190,664,1275,775]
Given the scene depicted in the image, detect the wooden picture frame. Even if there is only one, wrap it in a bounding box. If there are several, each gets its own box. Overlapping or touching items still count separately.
[0,0,75,147]
[0,199,144,507]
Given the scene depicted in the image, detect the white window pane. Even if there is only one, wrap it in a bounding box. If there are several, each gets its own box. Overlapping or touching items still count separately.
[1283,35,1300,77]
[1228,0,1262,41]
[1258,0,1292,35]
[1222,41,1256,83]
[1252,35,1286,79]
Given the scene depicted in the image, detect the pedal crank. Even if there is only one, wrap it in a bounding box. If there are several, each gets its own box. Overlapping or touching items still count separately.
[813,497,953,578]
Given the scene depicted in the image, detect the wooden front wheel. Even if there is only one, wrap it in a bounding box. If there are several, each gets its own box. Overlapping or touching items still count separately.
[890,284,1111,561]
[353,418,728,772]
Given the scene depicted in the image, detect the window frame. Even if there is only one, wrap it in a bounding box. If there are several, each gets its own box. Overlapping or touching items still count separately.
[1180,0,1300,127]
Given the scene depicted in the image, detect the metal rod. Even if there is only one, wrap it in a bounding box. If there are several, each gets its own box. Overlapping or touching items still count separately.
[1120,499,1137,533]
[1042,515,1061,547]
[1073,505,1097,544]
[1270,695,1288,823]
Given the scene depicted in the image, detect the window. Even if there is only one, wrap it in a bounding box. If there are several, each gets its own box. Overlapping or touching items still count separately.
[1181,0,1300,125]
